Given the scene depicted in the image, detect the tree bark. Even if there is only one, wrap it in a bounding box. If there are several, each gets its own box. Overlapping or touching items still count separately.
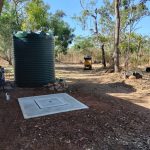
[124,32,130,70]
[136,41,141,66]
[113,0,120,72]
[0,0,4,15]
[101,44,106,68]
[92,11,106,68]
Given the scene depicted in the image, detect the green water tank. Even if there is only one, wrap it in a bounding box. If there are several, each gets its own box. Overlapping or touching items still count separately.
[13,31,55,87]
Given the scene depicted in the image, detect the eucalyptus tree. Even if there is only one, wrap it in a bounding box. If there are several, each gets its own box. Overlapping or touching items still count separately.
[73,36,94,55]
[131,33,148,64]
[22,0,50,31]
[22,1,74,55]
[0,0,4,14]
[0,0,25,64]
[121,0,150,69]
[113,0,121,72]
[99,0,150,70]
[101,0,121,72]
[22,0,73,54]
[74,0,107,68]
[49,10,74,56]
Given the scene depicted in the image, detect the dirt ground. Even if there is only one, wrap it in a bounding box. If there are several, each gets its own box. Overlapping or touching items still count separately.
[0,63,150,150]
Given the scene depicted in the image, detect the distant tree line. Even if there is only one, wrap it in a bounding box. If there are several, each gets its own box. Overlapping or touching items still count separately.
[0,0,149,71]
[73,0,150,71]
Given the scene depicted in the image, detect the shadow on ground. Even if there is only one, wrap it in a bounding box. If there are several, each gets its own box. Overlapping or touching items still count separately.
[0,64,150,150]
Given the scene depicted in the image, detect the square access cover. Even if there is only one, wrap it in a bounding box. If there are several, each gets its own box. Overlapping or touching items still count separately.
[18,93,88,119]
[34,96,67,109]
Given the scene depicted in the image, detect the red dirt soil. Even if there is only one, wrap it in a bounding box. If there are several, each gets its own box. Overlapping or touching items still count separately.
[0,63,150,150]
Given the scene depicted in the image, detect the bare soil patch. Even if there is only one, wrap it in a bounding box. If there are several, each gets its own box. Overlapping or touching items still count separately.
[0,63,150,150]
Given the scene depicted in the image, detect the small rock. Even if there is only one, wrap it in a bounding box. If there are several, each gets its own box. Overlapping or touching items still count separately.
[133,72,142,79]
[65,140,71,144]
[57,88,64,92]
[129,75,136,79]
[106,69,114,73]
[49,86,55,91]
[146,67,150,72]
[121,71,133,79]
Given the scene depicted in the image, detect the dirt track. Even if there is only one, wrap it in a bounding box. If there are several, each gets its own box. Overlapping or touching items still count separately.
[0,63,150,150]
[56,64,150,109]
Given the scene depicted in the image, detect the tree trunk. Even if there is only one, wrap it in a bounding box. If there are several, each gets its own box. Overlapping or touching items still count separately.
[124,18,132,70]
[137,41,141,66]
[92,9,107,68]
[124,32,130,70]
[93,14,107,69]
[113,0,120,72]
[101,44,106,68]
[0,0,4,14]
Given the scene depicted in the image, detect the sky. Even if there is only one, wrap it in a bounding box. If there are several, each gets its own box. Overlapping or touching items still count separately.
[44,0,150,37]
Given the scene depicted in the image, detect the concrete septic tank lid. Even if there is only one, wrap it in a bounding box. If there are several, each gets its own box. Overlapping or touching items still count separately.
[34,96,67,109]
[18,93,88,119]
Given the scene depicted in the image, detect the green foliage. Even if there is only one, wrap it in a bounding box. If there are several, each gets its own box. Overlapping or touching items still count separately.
[22,0,50,31]
[74,0,101,32]
[22,2,74,54]
[121,0,150,32]
[96,35,109,43]
[120,32,147,53]
[99,0,115,35]
[120,40,137,54]
[49,11,74,55]
[0,0,23,64]
[73,36,94,54]
[71,36,102,62]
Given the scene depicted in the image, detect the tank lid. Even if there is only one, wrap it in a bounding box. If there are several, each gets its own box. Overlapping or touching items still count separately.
[14,31,53,38]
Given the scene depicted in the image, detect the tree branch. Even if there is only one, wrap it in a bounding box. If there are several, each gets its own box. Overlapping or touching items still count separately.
[80,0,85,10]
[0,0,4,15]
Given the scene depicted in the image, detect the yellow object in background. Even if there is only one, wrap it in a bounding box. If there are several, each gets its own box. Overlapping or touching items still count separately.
[84,55,92,70]
[84,60,92,66]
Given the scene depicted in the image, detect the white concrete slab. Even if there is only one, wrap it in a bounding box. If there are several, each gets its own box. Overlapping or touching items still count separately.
[18,93,88,119]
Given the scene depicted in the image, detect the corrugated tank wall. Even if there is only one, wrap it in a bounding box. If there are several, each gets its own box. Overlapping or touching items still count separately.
[13,31,55,87]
